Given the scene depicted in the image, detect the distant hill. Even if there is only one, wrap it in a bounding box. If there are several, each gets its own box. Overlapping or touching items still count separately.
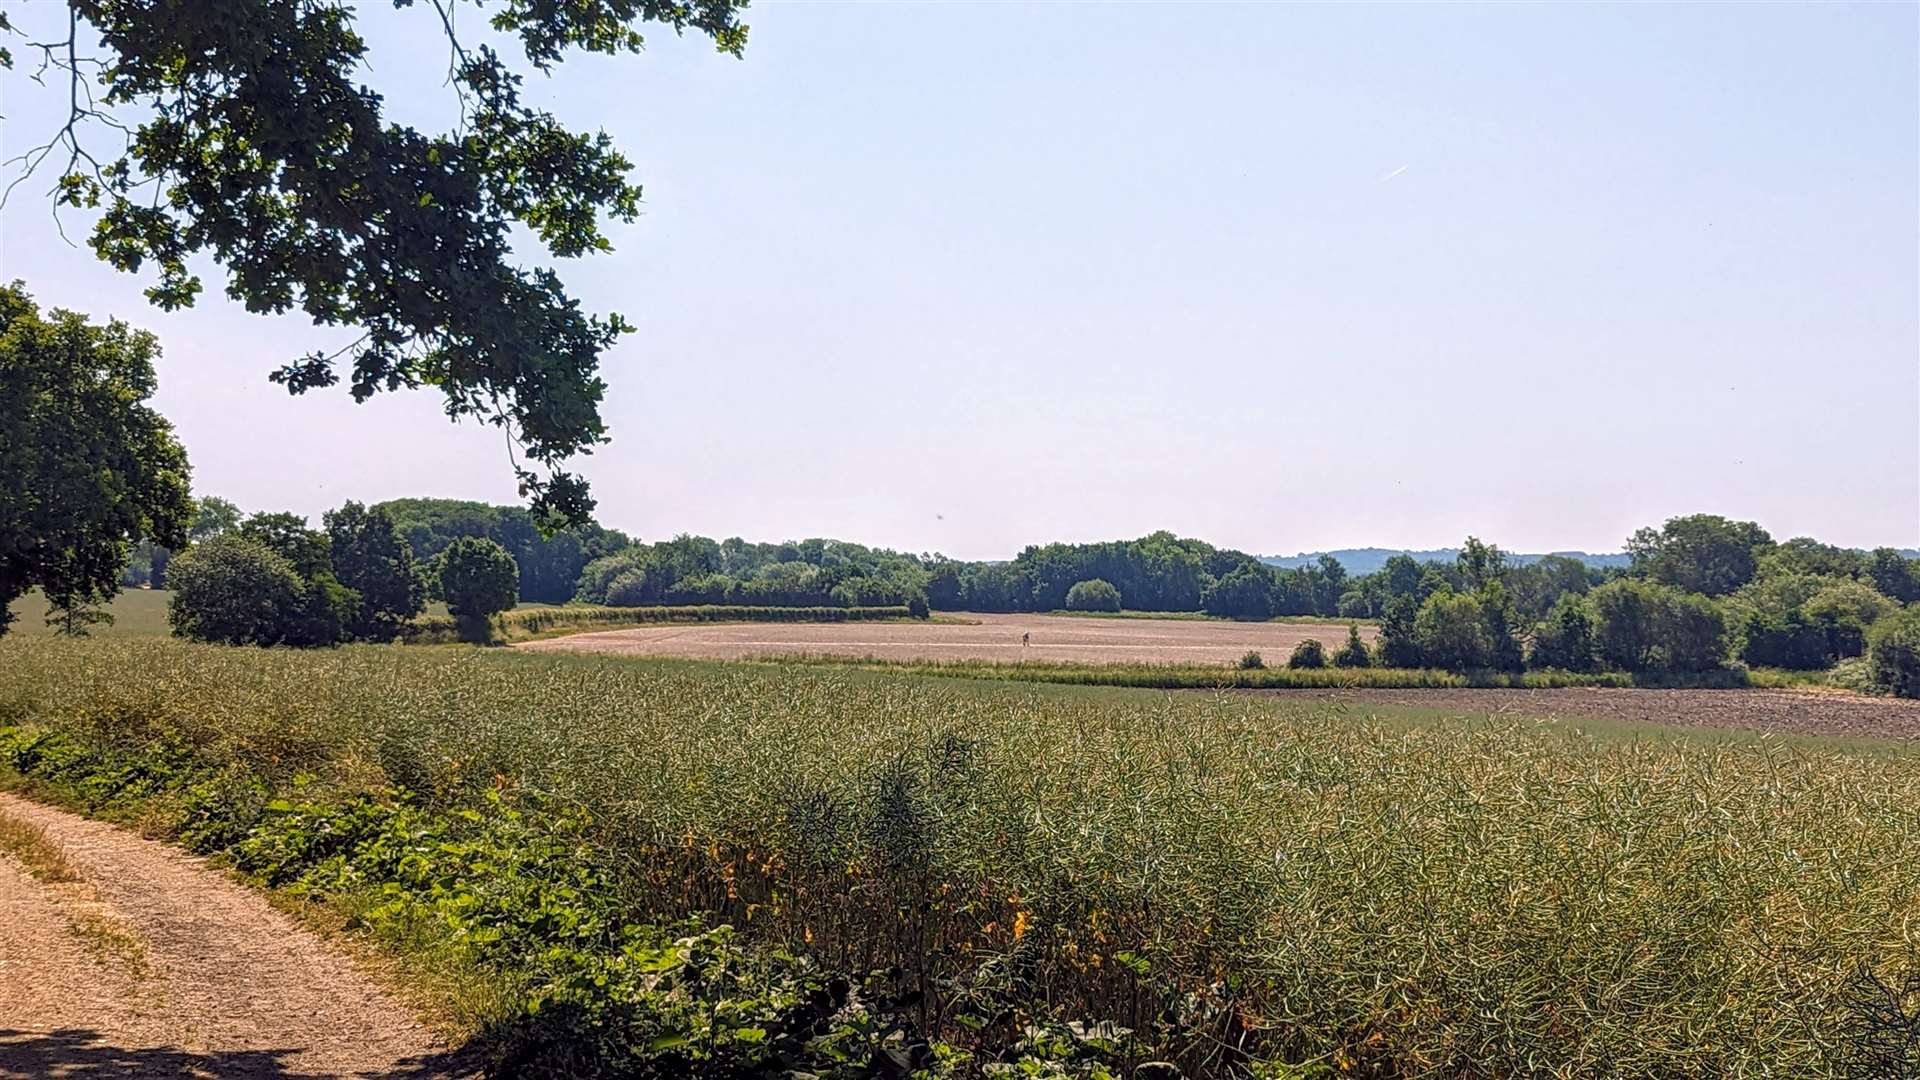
[1259,548,1633,575]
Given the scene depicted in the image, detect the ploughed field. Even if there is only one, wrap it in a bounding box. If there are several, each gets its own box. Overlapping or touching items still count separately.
[517,611,1370,664]
[1256,686,1920,741]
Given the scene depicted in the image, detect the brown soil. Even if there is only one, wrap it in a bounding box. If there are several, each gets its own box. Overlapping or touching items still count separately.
[1248,687,1920,741]
[518,611,1369,666]
[0,792,475,1079]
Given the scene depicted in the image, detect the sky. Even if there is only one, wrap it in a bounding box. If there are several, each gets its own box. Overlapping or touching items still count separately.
[2,2,1915,560]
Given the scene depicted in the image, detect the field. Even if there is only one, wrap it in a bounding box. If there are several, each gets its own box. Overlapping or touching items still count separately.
[519,611,1372,665]
[2,635,1916,1076]
[5,588,172,638]
[1250,686,1920,741]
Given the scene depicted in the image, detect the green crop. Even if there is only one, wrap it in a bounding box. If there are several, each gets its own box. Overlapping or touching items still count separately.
[2,636,1915,1076]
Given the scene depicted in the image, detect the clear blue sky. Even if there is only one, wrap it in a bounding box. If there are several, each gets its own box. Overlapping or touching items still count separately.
[3,2,1915,559]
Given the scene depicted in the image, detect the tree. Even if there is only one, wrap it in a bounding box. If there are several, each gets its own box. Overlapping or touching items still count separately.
[1866,548,1920,605]
[440,537,520,640]
[1456,537,1507,592]
[1,1,752,523]
[1803,580,1895,661]
[233,512,357,646]
[1375,595,1424,668]
[1868,609,1920,699]
[1201,563,1273,620]
[1625,515,1772,597]
[1064,579,1122,613]
[0,283,192,636]
[1413,589,1494,671]
[326,501,427,642]
[190,496,242,541]
[1288,638,1327,669]
[1527,595,1595,672]
[167,535,305,646]
[1333,625,1372,668]
[1589,578,1728,673]
[44,597,113,637]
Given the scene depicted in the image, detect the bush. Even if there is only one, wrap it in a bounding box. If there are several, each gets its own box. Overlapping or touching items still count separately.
[1414,590,1493,670]
[907,596,930,619]
[167,535,306,646]
[440,537,519,640]
[1589,579,1728,674]
[1868,609,1920,699]
[1527,595,1595,672]
[1333,625,1372,668]
[1063,578,1122,613]
[1288,639,1326,669]
[1238,650,1265,670]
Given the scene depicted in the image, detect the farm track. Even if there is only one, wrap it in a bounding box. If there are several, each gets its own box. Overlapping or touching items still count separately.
[0,792,474,1079]
[1249,686,1920,740]
[518,610,1368,665]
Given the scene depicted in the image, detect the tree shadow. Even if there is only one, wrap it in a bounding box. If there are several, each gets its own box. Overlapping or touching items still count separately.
[0,1028,480,1079]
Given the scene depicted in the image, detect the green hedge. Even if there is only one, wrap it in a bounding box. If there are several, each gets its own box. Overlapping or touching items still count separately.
[406,604,914,644]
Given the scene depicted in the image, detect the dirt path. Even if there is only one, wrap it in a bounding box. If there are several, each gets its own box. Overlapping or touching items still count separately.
[0,792,475,1079]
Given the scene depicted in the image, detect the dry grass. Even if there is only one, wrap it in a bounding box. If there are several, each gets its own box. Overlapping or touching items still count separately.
[0,805,148,978]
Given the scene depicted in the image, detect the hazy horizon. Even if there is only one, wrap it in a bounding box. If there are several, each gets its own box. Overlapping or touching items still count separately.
[4,2,1915,561]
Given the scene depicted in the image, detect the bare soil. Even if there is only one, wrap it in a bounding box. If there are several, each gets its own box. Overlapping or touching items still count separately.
[518,611,1368,666]
[1248,687,1920,741]
[0,791,474,1079]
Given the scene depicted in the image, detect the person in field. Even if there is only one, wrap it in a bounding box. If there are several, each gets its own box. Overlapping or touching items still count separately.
[1022,632,1030,647]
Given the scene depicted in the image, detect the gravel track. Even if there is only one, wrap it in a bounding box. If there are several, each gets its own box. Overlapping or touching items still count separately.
[0,792,475,1079]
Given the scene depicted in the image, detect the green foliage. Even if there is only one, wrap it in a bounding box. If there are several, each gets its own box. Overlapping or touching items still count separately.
[1588,578,1729,673]
[1526,594,1595,672]
[1201,563,1273,620]
[575,534,928,610]
[1237,651,1265,670]
[1374,596,1424,668]
[439,537,521,637]
[0,283,192,637]
[166,535,307,646]
[1868,609,1920,699]
[42,597,114,637]
[1412,589,1494,670]
[1332,626,1371,668]
[1626,514,1772,597]
[0,639,1908,1075]
[907,595,930,619]
[375,498,629,604]
[1287,639,1326,669]
[16,2,754,522]
[325,502,427,642]
[1064,579,1122,613]
[1867,548,1920,604]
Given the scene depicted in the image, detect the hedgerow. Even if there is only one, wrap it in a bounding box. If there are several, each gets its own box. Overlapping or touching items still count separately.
[405,603,915,644]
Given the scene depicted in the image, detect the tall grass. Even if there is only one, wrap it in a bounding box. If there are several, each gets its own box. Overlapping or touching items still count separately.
[2,637,1915,1075]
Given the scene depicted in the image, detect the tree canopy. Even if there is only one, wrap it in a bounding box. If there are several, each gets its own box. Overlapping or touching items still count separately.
[0,282,192,636]
[1,0,751,522]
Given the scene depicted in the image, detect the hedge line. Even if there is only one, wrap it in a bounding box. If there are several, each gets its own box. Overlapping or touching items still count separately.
[405,604,915,644]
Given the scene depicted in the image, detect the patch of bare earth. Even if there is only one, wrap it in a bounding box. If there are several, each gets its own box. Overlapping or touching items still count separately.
[0,791,475,1079]
[518,611,1369,666]
[1248,687,1920,741]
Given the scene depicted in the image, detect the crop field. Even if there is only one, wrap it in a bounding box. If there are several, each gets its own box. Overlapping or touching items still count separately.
[5,588,172,639]
[518,611,1372,665]
[3,636,1916,1076]
[1249,686,1920,741]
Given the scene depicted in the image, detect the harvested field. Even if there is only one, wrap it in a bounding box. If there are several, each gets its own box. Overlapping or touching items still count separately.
[515,611,1367,665]
[1251,686,1920,741]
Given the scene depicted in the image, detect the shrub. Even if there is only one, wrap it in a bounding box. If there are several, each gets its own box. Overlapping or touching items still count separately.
[1414,590,1493,670]
[167,535,306,645]
[907,596,930,619]
[440,537,519,640]
[604,569,651,607]
[1868,609,1920,699]
[1063,578,1122,613]
[1288,639,1326,669]
[1333,626,1371,668]
[1527,595,1595,672]
[1589,579,1728,673]
[1238,650,1265,670]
